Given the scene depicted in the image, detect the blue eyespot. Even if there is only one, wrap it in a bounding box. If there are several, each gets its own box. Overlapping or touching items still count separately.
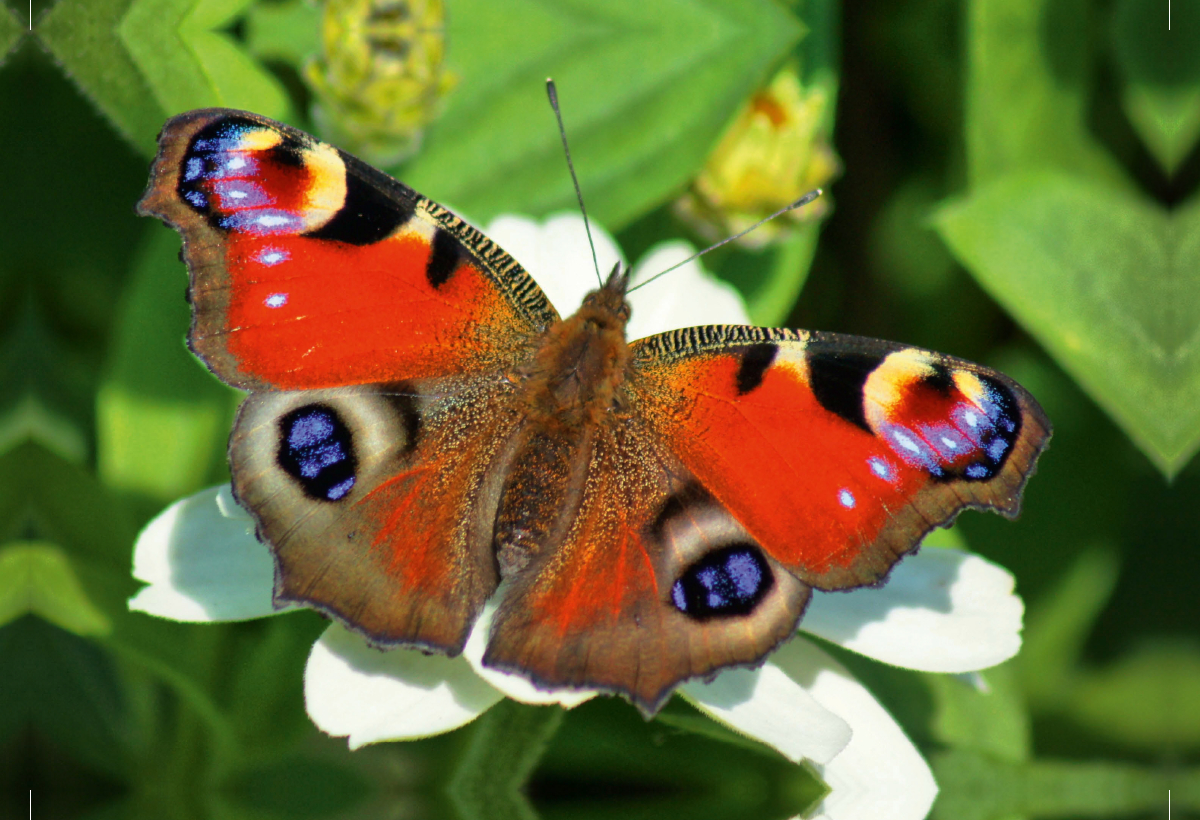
[277,405,357,501]
[671,545,773,620]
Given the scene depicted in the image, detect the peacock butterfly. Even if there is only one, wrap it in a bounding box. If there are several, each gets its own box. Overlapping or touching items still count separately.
[137,108,1050,716]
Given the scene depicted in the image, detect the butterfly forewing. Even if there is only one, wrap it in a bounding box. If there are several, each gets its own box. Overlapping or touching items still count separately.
[628,328,1051,590]
[137,109,558,392]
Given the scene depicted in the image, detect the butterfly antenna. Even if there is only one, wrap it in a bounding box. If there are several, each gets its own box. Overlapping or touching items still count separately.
[546,78,603,287]
[627,189,824,294]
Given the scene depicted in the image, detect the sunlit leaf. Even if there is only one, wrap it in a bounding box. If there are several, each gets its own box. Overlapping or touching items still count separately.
[1071,639,1200,750]
[244,0,320,65]
[34,0,166,155]
[116,0,291,120]
[0,4,23,66]
[402,0,805,229]
[0,541,111,635]
[924,663,1029,764]
[97,227,237,502]
[933,750,1176,820]
[964,0,1127,188]
[935,171,1200,476]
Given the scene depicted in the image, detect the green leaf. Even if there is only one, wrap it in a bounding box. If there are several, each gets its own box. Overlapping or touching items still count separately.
[935,171,1200,476]
[116,0,292,120]
[0,445,243,776]
[34,0,167,155]
[718,222,820,326]
[541,697,826,820]
[964,0,1126,187]
[1017,547,1119,708]
[97,226,237,502]
[1,618,137,779]
[1070,639,1200,751]
[0,4,23,66]
[1111,0,1200,175]
[0,541,111,635]
[448,700,563,820]
[229,752,371,818]
[1119,85,1200,178]
[932,749,1176,820]
[925,663,1030,763]
[402,0,805,230]
[0,443,139,566]
[224,615,327,753]
[0,305,91,463]
[244,0,319,64]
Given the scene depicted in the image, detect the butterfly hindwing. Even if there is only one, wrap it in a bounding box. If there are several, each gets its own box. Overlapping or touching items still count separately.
[628,327,1052,589]
[484,416,812,715]
[230,376,525,653]
[137,109,558,391]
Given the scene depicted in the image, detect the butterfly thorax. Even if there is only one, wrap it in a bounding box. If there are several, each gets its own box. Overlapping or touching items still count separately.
[519,267,632,427]
[493,268,633,577]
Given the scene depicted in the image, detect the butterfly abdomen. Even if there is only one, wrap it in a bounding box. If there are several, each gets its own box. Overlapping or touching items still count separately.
[493,276,636,577]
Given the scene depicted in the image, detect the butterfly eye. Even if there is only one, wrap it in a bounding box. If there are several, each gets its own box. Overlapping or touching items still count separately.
[276,404,358,501]
[670,544,775,619]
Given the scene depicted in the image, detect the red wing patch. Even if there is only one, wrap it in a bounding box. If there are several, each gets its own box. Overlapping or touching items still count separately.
[138,109,558,391]
[630,329,1051,589]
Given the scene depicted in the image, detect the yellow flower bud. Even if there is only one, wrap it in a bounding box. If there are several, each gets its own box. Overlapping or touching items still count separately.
[676,67,840,249]
[305,0,457,165]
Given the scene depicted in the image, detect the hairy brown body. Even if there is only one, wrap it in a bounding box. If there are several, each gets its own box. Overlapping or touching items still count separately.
[494,270,632,577]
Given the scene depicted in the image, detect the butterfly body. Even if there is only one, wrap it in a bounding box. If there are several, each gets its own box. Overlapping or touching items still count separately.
[492,267,632,577]
[139,109,1051,715]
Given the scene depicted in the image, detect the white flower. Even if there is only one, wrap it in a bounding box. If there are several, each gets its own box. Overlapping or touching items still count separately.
[130,214,1024,820]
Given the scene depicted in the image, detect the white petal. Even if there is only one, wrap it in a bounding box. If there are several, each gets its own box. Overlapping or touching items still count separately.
[462,593,597,708]
[485,213,623,315]
[802,548,1023,672]
[305,624,503,748]
[776,640,937,820]
[680,638,852,765]
[214,483,251,520]
[627,241,750,338]
[128,485,280,622]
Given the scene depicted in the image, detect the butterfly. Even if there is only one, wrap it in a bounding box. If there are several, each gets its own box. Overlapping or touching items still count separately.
[138,108,1051,717]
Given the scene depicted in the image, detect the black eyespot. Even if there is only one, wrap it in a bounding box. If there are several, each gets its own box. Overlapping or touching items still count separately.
[671,544,774,620]
[277,405,357,501]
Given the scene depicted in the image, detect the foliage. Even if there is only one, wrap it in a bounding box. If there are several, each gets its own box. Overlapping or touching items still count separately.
[3,0,1198,817]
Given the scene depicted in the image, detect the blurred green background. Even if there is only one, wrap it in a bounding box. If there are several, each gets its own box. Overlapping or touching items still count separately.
[2,0,1198,817]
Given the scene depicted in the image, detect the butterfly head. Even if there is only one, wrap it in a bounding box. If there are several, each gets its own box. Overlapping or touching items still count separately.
[578,263,632,327]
